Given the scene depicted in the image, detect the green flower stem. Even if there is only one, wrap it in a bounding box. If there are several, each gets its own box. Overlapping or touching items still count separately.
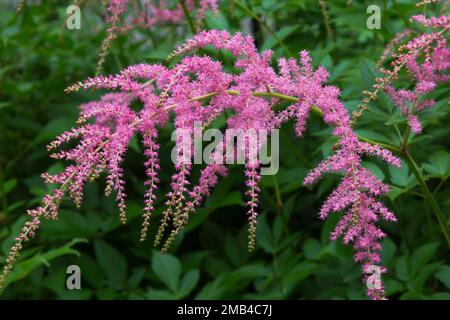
[272,175,283,209]
[433,178,447,196]
[179,0,197,34]
[226,89,402,153]
[272,175,289,235]
[164,89,402,152]
[404,150,450,250]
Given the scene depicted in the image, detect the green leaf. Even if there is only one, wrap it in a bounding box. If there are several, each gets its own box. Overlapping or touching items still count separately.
[261,25,299,51]
[224,234,248,267]
[429,292,450,300]
[128,136,141,153]
[152,251,181,293]
[434,265,450,289]
[381,238,397,264]
[396,255,410,282]
[362,162,385,180]
[180,251,210,270]
[272,216,284,244]
[78,254,102,289]
[94,240,128,290]
[3,238,87,288]
[128,267,146,289]
[177,269,200,298]
[303,238,322,261]
[146,288,177,300]
[321,213,341,245]
[411,243,439,276]
[360,57,377,87]
[387,185,404,201]
[0,102,11,110]
[209,191,244,211]
[282,262,317,293]
[409,263,441,293]
[385,279,405,296]
[227,264,271,283]
[256,215,275,253]
[205,10,230,30]
[354,129,390,144]
[96,288,119,300]
[196,275,226,300]
[2,179,17,195]
[389,160,414,187]
[40,209,98,239]
[32,117,74,145]
[423,151,450,178]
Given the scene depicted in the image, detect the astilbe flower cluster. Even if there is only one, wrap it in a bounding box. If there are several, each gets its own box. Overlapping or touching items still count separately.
[416,0,448,8]
[0,30,401,299]
[385,14,450,134]
[97,0,129,72]
[133,0,219,28]
[376,29,413,68]
[354,13,449,122]
[97,0,219,72]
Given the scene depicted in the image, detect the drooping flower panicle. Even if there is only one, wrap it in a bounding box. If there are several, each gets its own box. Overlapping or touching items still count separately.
[354,13,449,123]
[1,30,403,300]
[385,15,449,134]
[96,0,220,72]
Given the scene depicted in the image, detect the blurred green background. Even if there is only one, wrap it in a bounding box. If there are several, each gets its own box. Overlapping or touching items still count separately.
[0,0,449,299]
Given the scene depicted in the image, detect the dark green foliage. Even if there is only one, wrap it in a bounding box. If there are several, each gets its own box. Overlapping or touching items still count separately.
[0,0,449,300]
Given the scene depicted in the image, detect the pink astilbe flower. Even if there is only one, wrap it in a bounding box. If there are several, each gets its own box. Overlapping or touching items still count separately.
[281,51,402,300]
[143,0,187,26]
[385,16,449,134]
[376,29,413,68]
[245,162,261,250]
[133,0,219,28]
[411,14,450,28]
[2,30,402,300]
[416,0,447,7]
[139,117,161,241]
[96,0,220,71]
[197,0,220,21]
[161,162,228,251]
[97,0,130,72]
[355,13,449,121]
[103,105,137,223]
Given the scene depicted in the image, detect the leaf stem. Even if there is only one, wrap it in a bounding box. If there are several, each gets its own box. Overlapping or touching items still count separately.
[272,175,283,210]
[433,178,447,196]
[179,0,197,34]
[404,150,450,250]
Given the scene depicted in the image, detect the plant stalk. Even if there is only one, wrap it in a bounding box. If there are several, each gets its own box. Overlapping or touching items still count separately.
[404,150,450,250]
[179,0,197,34]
